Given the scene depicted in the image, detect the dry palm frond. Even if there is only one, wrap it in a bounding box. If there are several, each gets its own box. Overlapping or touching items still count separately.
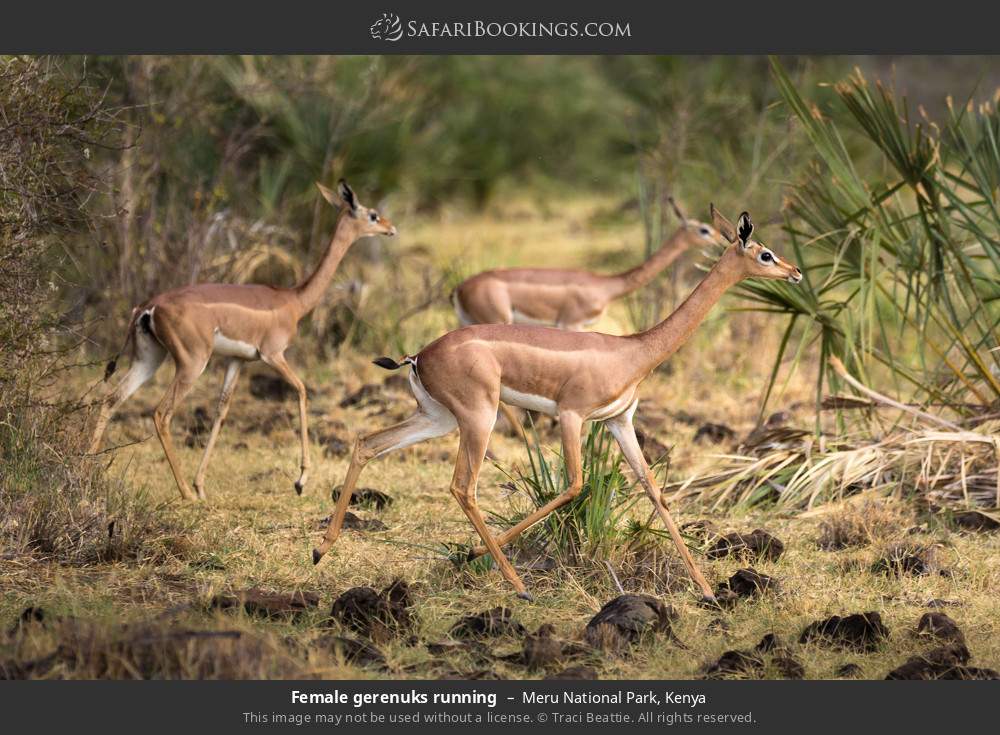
[667,359,1000,512]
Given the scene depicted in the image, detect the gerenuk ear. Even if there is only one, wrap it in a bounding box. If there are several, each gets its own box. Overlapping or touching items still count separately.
[710,203,737,243]
[736,212,754,249]
[316,182,342,208]
[337,179,358,212]
[667,196,687,223]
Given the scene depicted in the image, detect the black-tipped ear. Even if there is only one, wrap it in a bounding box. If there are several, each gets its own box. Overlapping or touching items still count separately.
[338,179,357,212]
[736,212,754,248]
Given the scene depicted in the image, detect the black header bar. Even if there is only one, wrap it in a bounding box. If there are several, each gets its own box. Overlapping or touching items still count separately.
[3,0,1000,54]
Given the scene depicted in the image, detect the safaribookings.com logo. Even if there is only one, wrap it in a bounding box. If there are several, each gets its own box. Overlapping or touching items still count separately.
[369,13,631,42]
[370,13,404,41]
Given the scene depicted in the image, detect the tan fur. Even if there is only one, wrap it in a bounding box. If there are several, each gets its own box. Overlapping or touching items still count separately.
[453,219,729,329]
[89,181,396,501]
[314,207,802,600]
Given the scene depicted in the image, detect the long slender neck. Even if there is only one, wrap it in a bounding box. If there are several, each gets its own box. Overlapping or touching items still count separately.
[631,254,742,374]
[608,228,690,298]
[294,215,357,316]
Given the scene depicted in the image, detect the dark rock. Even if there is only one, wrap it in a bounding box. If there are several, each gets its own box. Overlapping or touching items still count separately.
[712,568,778,606]
[0,649,64,680]
[885,644,997,680]
[381,579,412,609]
[249,374,293,402]
[317,635,387,668]
[772,655,806,679]
[923,642,971,666]
[707,530,785,562]
[339,383,383,409]
[703,649,765,679]
[545,664,599,680]
[209,589,319,620]
[330,580,414,644]
[871,545,939,577]
[799,612,890,652]
[584,595,678,653]
[450,608,526,639]
[915,612,965,645]
[755,633,782,654]
[331,486,394,511]
[950,510,1000,532]
[835,662,863,678]
[7,606,48,637]
[694,423,736,444]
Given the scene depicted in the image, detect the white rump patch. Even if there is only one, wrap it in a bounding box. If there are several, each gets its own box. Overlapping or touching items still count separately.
[212,329,259,360]
[366,360,457,458]
[499,385,558,416]
[454,294,477,327]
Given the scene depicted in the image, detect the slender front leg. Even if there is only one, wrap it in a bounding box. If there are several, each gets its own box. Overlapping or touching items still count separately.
[468,410,584,559]
[263,353,311,495]
[192,359,242,500]
[605,405,716,601]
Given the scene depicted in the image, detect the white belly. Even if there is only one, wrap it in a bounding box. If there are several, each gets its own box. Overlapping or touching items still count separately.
[511,309,557,327]
[499,385,558,416]
[212,330,259,360]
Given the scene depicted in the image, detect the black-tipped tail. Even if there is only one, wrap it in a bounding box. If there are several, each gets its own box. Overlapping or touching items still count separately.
[312,549,322,565]
[103,359,118,382]
[373,356,403,370]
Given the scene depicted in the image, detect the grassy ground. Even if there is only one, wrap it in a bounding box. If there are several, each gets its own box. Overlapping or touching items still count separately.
[3,198,998,679]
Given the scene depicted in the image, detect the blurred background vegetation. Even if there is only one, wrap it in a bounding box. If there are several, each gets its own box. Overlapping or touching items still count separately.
[4,53,1000,429]
[3,52,1000,570]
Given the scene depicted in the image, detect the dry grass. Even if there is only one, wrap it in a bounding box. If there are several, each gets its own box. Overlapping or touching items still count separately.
[3,197,999,679]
